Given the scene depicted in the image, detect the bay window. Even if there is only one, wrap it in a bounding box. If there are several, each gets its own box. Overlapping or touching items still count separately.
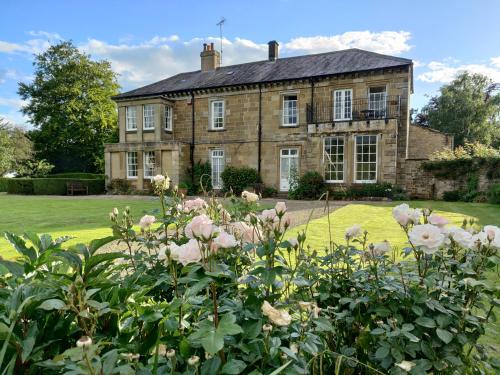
[143,104,155,130]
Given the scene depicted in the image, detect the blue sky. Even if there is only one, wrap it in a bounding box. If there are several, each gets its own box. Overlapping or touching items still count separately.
[1,0,499,127]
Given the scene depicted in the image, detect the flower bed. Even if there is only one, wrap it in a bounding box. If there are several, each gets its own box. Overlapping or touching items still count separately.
[0,176,498,374]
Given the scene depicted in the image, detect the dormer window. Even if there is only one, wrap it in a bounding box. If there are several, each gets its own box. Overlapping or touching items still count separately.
[165,105,173,131]
[126,106,137,131]
[210,100,224,130]
[282,94,297,126]
[143,104,155,130]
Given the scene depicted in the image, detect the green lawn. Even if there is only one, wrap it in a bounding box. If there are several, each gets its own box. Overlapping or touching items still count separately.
[287,200,500,352]
[288,200,500,250]
[0,194,162,259]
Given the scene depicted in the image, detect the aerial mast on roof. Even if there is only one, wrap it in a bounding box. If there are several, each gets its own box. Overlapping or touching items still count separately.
[216,17,226,65]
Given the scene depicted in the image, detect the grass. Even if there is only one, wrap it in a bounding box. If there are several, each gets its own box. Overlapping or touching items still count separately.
[0,194,161,259]
[287,200,500,351]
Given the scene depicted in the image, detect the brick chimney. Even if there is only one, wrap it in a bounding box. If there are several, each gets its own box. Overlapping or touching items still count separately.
[200,42,220,71]
[268,40,279,61]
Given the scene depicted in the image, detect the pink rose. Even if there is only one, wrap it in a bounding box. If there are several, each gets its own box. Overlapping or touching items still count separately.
[260,209,277,222]
[275,202,287,215]
[212,231,239,251]
[182,198,207,213]
[139,215,156,228]
[232,222,260,243]
[176,239,202,266]
[428,214,449,227]
[185,214,216,240]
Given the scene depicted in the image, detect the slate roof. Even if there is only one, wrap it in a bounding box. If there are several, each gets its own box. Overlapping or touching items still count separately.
[114,48,412,100]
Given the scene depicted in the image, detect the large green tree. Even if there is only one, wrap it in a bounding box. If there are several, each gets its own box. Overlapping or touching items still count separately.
[0,117,33,176]
[18,41,119,173]
[420,72,500,147]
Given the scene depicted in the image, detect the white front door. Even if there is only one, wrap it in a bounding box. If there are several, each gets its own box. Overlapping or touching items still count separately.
[280,148,299,191]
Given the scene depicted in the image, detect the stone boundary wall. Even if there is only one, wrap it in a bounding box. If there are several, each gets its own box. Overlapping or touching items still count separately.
[401,159,498,199]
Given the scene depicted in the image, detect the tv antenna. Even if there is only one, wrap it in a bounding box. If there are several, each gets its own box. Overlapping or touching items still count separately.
[216,17,226,65]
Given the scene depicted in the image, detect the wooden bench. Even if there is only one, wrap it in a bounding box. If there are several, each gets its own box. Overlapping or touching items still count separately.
[66,181,88,196]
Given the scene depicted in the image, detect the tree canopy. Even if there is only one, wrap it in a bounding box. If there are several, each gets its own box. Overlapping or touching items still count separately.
[18,41,119,173]
[418,72,500,147]
[0,118,33,176]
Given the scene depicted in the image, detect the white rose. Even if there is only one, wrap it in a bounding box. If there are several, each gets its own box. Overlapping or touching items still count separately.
[345,224,362,239]
[393,204,420,226]
[261,301,292,326]
[372,240,391,256]
[448,227,473,249]
[212,231,238,250]
[176,239,202,266]
[241,190,259,202]
[409,224,445,254]
[185,214,216,240]
[483,225,499,242]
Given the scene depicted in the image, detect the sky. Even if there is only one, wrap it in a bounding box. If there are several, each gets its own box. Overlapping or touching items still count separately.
[1,0,499,128]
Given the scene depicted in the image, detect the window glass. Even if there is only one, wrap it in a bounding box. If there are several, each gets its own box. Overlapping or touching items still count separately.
[355,135,377,183]
[324,136,344,182]
[283,95,298,126]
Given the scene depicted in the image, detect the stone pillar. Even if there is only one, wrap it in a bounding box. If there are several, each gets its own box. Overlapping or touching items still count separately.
[137,146,144,190]
[118,107,126,143]
[155,104,163,141]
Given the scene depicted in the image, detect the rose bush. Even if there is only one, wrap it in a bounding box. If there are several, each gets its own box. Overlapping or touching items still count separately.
[0,178,498,374]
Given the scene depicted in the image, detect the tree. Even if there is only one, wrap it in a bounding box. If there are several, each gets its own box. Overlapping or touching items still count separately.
[18,41,119,173]
[419,72,500,147]
[0,117,34,176]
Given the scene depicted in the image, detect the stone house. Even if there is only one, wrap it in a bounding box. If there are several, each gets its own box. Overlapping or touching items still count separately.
[105,41,451,193]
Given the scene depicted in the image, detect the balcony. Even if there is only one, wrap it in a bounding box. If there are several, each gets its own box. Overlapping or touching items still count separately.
[306,95,405,124]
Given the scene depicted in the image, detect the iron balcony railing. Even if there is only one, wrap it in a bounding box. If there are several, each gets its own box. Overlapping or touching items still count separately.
[306,95,405,124]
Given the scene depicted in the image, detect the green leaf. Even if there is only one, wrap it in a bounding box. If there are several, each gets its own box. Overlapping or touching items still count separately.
[314,317,334,332]
[201,356,222,375]
[221,359,247,374]
[436,328,453,344]
[375,346,390,359]
[415,317,436,328]
[84,252,124,275]
[200,331,224,354]
[89,236,116,255]
[4,232,37,262]
[21,323,38,362]
[269,360,292,375]
[38,299,67,311]
[370,328,385,335]
[403,331,420,343]
[218,314,243,336]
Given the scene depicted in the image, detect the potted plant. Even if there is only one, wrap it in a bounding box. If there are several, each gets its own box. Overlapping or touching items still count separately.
[178,182,189,196]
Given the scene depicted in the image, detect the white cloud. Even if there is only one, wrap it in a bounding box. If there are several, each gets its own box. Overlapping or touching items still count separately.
[412,60,424,68]
[0,31,61,55]
[283,31,412,55]
[491,57,500,68]
[418,60,500,83]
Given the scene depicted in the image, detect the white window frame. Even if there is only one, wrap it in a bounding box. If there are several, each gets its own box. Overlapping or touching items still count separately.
[279,148,299,192]
[368,86,387,118]
[126,106,137,131]
[354,135,378,184]
[165,105,173,131]
[143,104,155,130]
[210,100,225,130]
[210,149,225,189]
[333,89,352,121]
[126,152,138,179]
[282,94,298,127]
[323,136,345,183]
[143,151,156,179]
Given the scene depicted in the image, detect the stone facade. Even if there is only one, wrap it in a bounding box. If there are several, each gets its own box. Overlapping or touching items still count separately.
[104,47,451,194]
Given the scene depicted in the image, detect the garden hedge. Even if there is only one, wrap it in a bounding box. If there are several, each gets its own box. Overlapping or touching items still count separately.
[220,166,261,195]
[48,172,105,179]
[3,177,105,195]
[0,178,8,192]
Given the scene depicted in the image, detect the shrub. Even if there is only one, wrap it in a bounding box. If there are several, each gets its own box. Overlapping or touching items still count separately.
[32,178,105,195]
[345,182,393,199]
[288,171,326,199]
[107,179,132,195]
[6,178,34,194]
[220,166,261,195]
[187,160,212,195]
[262,186,278,198]
[487,183,500,204]
[0,177,8,192]
[0,197,497,374]
[442,190,462,201]
[49,172,104,179]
